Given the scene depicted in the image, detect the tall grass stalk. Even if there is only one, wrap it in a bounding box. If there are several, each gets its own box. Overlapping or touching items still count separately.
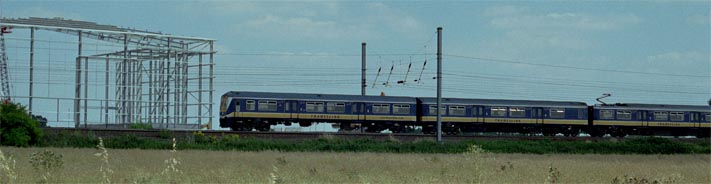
[464,144,487,183]
[94,137,113,184]
[0,149,17,183]
[161,138,182,176]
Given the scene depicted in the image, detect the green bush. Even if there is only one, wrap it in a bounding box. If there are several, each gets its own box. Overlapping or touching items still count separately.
[0,102,43,147]
[36,131,710,154]
[129,122,153,130]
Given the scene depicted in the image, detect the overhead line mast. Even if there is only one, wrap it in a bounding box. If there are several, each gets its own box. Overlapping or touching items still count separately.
[0,26,12,102]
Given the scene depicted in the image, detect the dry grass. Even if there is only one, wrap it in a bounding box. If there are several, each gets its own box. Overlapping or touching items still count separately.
[0,146,709,183]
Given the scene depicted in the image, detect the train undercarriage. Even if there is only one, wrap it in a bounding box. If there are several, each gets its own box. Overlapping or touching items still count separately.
[219,117,711,138]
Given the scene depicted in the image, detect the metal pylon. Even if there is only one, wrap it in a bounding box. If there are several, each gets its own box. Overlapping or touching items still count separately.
[0,32,11,101]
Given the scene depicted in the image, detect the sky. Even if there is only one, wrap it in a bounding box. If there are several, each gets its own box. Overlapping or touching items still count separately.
[1,1,710,128]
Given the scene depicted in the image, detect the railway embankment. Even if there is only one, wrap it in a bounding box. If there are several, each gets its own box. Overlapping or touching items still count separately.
[37,128,710,154]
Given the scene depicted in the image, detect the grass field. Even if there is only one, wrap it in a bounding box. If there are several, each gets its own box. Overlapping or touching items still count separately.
[1,147,708,183]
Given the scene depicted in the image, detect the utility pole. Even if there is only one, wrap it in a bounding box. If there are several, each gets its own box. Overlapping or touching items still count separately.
[362,42,366,96]
[436,27,443,143]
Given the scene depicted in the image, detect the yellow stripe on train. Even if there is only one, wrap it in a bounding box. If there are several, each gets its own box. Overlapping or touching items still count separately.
[595,120,702,127]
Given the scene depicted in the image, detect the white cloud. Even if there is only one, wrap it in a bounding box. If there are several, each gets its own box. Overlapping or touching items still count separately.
[6,7,84,20]
[687,14,709,25]
[180,2,423,41]
[238,14,367,40]
[365,2,422,34]
[647,51,708,64]
[490,12,640,31]
[484,5,528,17]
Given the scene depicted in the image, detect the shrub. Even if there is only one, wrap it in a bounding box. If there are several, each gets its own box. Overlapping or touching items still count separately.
[0,102,43,147]
[129,122,153,130]
[29,150,63,183]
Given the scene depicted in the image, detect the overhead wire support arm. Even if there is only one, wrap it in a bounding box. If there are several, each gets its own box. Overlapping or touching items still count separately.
[398,62,412,84]
[414,59,426,84]
[372,67,381,88]
[383,64,394,87]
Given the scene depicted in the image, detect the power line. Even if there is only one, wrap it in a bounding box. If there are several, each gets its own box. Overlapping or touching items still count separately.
[446,54,709,78]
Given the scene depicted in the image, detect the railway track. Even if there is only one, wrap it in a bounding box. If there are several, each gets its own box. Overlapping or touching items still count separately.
[41,127,709,143]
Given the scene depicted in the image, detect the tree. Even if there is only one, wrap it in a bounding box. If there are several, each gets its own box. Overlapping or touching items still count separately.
[0,102,43,146]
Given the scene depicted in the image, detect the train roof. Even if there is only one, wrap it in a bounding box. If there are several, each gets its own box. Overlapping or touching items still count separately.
[419,97,588,108]
[223,91,417,103]
[595,103,711,112]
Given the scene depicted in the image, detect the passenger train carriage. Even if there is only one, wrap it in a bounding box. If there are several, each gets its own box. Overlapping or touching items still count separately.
[220,91,417,132]
[220,91,710,137]
[590,103,710,137]
[417,97,589,136]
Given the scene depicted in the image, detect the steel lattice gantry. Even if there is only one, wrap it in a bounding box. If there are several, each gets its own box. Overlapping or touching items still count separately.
[0,17,215,129]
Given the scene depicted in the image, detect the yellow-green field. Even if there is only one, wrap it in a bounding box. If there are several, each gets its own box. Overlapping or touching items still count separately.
[1,147,709,183]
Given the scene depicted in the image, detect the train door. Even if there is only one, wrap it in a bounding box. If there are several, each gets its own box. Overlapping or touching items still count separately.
[232,99,241,118]
[472,106,484,123]
[353,102,365,121]
[638,110,649,127]
[690,112,701,128]
[285,100,298,119]
[531,108,544,124]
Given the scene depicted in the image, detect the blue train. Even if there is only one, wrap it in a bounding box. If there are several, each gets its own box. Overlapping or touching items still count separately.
[219,91,710,137]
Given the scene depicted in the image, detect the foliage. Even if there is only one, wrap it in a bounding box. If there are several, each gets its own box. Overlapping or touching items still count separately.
[35,132,711,154]
[0,102,43,146]
[129,122,153,130]
[158,130,172,139]
[0,149,16,183]
[161,138,182,177]
[94,137,113,184]
[29,150,63,183]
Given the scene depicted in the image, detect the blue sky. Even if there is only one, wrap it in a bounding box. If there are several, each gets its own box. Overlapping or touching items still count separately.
[1,1,710,127]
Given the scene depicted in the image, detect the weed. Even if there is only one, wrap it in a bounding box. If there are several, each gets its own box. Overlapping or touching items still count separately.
[611,174,683,184]
[276,156,288,166]
[387,134,400,142]
[161,138,182,176]
[269,165,283,184]
[94,137,113,184]
[0,149,17,183]
[129,122,153,130]
[157,130,172,139]
[319,134,336,141]
[500,161,514,172]
[29,150,63,183]
[545,164,561,184]
[464,144,487,183]
[308,167,318,176]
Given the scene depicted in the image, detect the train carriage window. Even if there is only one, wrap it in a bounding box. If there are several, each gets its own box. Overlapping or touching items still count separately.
[478,108,483,116]
[305,102,325,112]
[235,101,240,112]
[429,105,446,115]
[578,110,584,119]
[220,96,229,112]
[373,104,391,114]
[393,104,411,114]
[616,110,631,120]
[509,107,525,117]
[491,107,507,117]
[327,102,346,113]
[600,110,614,119]
[670,112,684,121]
[654,112,668,121]
[246,100,255,111]
[706,113,711,122]
[449,106,465,116]
[550,108,565,119]
[258,100,278,111]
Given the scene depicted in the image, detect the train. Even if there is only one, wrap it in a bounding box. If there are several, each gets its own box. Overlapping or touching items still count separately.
[219,91,711,138]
